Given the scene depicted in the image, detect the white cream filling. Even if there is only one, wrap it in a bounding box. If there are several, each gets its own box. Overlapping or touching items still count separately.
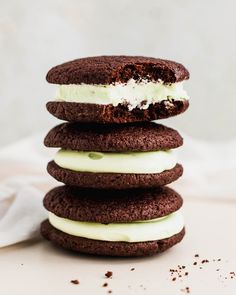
[55,79,189,110]
[54,149,177,174]
[48,210,184,242]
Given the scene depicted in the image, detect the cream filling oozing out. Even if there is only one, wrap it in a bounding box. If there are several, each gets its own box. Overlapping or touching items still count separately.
[55,79,189,110]
[48,210,184,242]
[54,149,177,174]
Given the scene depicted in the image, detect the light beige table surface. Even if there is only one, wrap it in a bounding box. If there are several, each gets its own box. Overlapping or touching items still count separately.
[1,198,236,295]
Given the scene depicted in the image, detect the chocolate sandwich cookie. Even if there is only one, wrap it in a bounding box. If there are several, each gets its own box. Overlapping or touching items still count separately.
[41,186,185,256]
[45,122,183,189]
[46,56,189,123]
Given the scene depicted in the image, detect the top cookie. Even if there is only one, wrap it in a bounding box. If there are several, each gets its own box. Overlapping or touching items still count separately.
[46,56,189,123]
[47,56,189,85]
[43,185,183,223]
[44,122,183,152]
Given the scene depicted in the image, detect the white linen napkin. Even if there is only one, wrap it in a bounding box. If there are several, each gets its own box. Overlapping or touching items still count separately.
[0,133,55,247]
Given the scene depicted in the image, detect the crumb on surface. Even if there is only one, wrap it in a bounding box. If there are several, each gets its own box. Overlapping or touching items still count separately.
[105,271,113,278]
[70,279,79,285]
[130,268,135,271]
[181,287,190,293]
[103,283,108,287]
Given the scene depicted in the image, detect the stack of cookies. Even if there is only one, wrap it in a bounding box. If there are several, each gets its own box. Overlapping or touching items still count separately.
[41,56,190,257]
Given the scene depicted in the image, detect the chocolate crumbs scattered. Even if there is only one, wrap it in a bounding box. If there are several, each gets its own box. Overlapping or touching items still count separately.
[169,254,235,293]
[103,283,108,287]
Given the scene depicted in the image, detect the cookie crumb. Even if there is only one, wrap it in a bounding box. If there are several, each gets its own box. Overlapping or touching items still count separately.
[105,271,113,278]
[172,277,176,281]
[70,279,79,285]
[181,287,190,293]
[103,283,108,287]
[108,290,112,294]
[193,262,197,265]
[194,254,199,257]
[130,268,135,271]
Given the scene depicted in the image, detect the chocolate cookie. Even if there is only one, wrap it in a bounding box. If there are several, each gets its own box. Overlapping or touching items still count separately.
[41,220,185,257]
[44,122,183,152]
[46,56,189,85]
[43,186,183,223]
[46,99,189,124]
[47,161,183,189]
[46,56,189,123]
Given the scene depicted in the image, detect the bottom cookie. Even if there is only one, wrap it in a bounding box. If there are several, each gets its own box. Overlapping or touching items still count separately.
[41,220,185,257]
[47,161,183,189]
[46,100,189,124]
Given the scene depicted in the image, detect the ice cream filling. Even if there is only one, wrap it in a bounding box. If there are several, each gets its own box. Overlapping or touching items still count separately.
[55,79,189,110]
[48,210,184,242]
[54,149,177,174]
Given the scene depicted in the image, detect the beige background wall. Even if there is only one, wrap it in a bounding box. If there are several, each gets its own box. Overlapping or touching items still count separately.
[1,0,236,145]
